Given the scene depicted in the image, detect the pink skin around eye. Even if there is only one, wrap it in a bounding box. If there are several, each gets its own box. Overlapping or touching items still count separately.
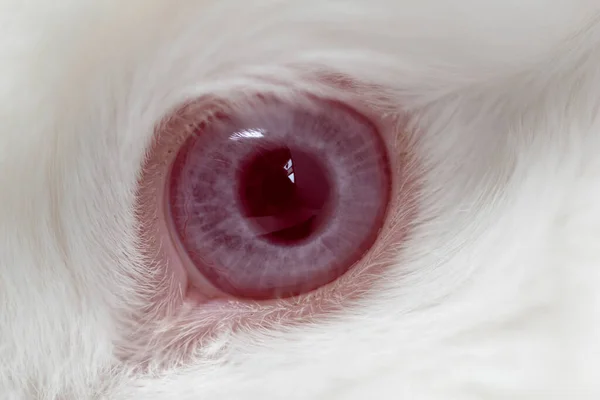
[131,91,420,362]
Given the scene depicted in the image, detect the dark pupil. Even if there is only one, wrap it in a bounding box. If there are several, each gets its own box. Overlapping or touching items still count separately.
[237,146,332,244]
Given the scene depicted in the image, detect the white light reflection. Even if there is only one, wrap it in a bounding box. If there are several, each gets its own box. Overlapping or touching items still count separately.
[284,157,295,183]
[229,128,265,141]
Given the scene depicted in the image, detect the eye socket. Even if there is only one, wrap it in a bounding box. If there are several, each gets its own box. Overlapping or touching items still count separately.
[137,86,417,316]
[165,97,391,300]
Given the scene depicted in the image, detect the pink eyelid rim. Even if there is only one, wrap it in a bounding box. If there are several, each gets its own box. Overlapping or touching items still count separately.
[138,110,232,310]
[136,92,421,321]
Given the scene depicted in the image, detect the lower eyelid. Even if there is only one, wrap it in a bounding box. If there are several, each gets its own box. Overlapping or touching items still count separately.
[129,88,420,363]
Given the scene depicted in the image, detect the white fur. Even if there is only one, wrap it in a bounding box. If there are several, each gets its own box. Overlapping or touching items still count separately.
[1,0,600,399]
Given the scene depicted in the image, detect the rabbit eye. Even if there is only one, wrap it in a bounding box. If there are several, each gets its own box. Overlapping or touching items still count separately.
[165,97,391,300]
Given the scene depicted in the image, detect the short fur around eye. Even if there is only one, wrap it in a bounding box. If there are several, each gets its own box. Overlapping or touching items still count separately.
[1,1,600,399]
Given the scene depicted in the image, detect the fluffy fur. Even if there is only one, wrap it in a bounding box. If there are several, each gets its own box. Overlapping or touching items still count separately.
[1,0,600,399]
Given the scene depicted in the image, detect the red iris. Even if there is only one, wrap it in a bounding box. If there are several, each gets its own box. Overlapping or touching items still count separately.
[166,98,390,300]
